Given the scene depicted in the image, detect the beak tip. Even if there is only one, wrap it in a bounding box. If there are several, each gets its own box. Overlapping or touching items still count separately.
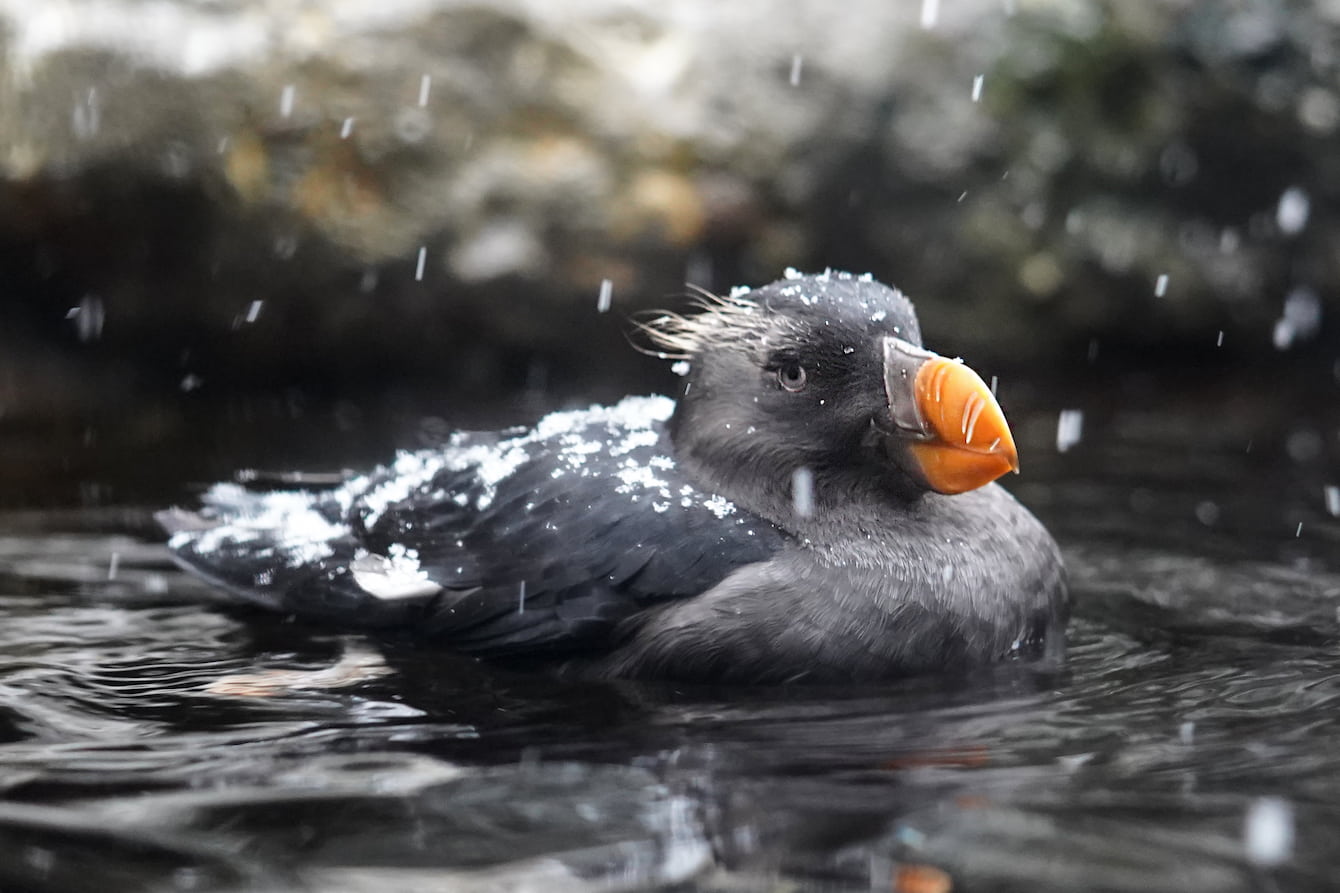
[907,357,1021,495]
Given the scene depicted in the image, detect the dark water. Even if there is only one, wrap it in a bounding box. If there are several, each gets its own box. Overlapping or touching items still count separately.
[1,377,1338,892]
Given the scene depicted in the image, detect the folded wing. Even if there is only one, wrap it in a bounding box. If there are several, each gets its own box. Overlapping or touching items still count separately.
[162,397,786,657]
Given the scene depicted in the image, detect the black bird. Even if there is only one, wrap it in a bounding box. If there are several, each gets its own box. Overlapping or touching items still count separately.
[160,271,1066,684]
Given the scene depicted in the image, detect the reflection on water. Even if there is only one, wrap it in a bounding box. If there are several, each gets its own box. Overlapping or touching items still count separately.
[0,395,1338,892]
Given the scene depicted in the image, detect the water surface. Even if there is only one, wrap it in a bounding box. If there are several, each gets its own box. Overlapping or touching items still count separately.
[1,380,1337,892]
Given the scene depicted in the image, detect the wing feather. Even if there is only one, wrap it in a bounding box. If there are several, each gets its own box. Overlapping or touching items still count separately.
[163,397,786,657]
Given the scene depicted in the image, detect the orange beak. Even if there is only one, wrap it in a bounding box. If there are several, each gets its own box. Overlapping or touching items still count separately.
[882,338,1019,495]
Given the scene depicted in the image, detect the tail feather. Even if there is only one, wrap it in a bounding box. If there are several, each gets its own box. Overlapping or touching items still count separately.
[159,484,442,627]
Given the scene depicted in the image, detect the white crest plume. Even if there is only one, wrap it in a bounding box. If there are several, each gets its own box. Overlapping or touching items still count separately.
[634,286,764,360]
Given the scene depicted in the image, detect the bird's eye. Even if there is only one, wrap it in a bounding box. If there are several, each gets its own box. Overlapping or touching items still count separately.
[777,361,807,392]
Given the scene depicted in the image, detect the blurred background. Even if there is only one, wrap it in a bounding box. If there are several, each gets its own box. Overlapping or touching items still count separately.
[4,7,1340,889]
[0,0,1336,508]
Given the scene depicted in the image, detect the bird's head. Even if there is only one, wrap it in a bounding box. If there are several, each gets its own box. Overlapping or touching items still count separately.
[640,271,1018,516]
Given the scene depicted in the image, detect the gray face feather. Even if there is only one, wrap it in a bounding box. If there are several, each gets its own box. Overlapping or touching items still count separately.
[649,272,929,528]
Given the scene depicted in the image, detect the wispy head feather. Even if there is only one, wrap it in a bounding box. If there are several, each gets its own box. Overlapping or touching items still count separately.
[632,286,765,360]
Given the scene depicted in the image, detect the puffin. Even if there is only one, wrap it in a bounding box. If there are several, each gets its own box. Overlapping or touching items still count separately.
[159,270,1066,684]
